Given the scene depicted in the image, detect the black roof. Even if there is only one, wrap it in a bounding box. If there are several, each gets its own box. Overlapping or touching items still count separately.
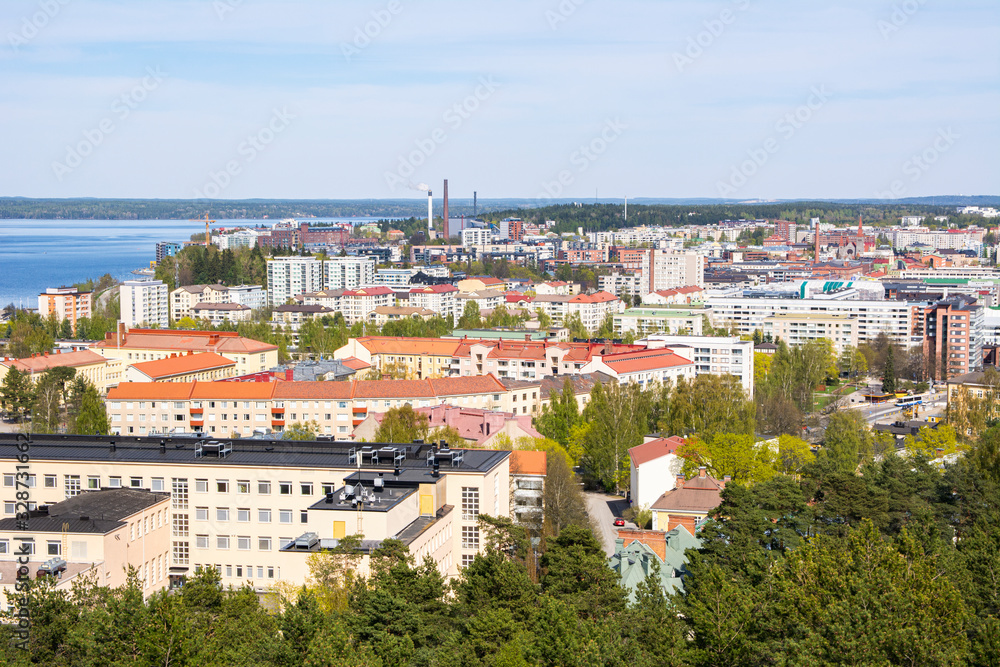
[0,488,169,534]
[0,434,509,474]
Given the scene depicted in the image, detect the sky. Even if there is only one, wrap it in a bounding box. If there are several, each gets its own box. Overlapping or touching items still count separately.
[1,0,998,201]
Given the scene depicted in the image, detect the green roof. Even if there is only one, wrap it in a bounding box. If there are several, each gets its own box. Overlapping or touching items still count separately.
[924,278,970,285]
[447,329,550,340]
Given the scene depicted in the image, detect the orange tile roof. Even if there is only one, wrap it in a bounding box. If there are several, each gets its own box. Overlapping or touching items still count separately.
[343,286,394,297]
[95,329,277,354]
[340,357,371,371]
[569,291,619,304]
[3,350,106,373]
[510,450,547,476]
[601,349,693,374]
[355,337,465,357]
[191,381,277,400]
[428,374,506,396]
[107,383,197,400]
[130,352,235,380]
[629,436,685,467]
[273,382,353,400]
[353,379,437,399]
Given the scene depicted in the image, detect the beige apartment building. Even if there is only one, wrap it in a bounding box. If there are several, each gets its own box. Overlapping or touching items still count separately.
[0,349,120,394]
[0,488,171,602]
[0,434,510,592]
[170,284,231,322]
[762,314,859,353]
[94,328,278,377]
[105,375,517,439]
[38,287,92,335]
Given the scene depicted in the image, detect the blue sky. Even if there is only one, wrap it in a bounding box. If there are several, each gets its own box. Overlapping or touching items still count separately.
[2,0,997,200]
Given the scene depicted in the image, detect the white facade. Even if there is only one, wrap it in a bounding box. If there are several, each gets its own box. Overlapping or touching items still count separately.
[227,285,267,311]
[323,257,376,291]
[642,335,755,396]
[650,250,705,291]
[462,227,493,247]
[267,257,325,306]
[121,280,169,329]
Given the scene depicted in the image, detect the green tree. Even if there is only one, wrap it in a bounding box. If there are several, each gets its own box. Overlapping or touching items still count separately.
[821,410,874,473]
[882,342,897,394]
[581,380,650,493]
[1,366,33,421]
[541,524,627,619]
[541,452,589,537]
[534,377,582,447]
[372,404,429,443]
[678,433,777,485]
[458,300,482,329]
[282,420,320,440]
[69,379,109,435]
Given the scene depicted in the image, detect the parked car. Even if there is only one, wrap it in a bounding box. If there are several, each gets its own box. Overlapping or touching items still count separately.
[613,517,625,527]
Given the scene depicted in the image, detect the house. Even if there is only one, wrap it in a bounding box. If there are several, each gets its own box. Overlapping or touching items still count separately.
[0,349,118,394]
[609,525,700,601]
[190,302,253,325]
[509,450,546,527]
[272,304,335,327]
[580,348,695,387]
[650,468,727,533]
[368,306,438,326]
[628,436,685,509]
[0,489,171,600]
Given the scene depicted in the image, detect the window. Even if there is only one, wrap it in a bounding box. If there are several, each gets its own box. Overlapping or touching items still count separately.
[462,526,480,550]
[195,535,209,549]
[461,487,480,521]
[151,478,165,492]
[173,542,189,565]
[130,477,143,489]
[461,554,475,567]
[172,514,189,537]
[300,483,313,496]
[217,480,229,493]
[2,474,12,487]
[19,540,36,555]
[44,474,57,488]
[237,536,251,550]
[217,536,230,550]
[64,475,81,498]
[258,508,272,523]
[0,540,8,554]
[217,508,230,521]
[87,475,100,490]
[258,480,271,495]
[195,507,209,521]
[237,508,250,523]
[321,483,335,495]
[172,479,189,509]
[279,510,293,524]
[46,541,61,556]
[279,482,292,495]
[258,537,272,551]
[108,476,122,489]
[300,511,308,524]
[195,479,208,494]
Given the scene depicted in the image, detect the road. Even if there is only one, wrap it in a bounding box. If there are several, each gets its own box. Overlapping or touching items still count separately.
[860,390,947,425]
[584,491,630,556]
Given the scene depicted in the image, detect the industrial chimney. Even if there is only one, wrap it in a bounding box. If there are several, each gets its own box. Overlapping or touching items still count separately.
[427,190,434,235]
[442,179,449,241]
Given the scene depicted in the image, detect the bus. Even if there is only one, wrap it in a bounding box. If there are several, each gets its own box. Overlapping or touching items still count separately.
[895,394,924,408]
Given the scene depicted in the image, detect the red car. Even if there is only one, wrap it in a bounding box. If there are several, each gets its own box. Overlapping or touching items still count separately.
[613,517,625,527]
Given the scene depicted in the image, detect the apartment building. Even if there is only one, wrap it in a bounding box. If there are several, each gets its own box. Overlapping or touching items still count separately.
[266,257,325,306]
[922,298,985,380]
[170,284,231,322]
[614,309,706,337]
[191,302,253,326]
[124,352,238,384]
[38,286,92,334]
[323,256,376,292]
[580,348,695,387]
[335,337,462,380]
[642,335,755,395]
[0,349,117,393]
[105,375,516,439]
[227,285,267,312]
[0,488,171,600]
[120,280,169,329]
[408,285,458,324]
[531,291,622,330]
[93,328,279,377]
[462,228,493,247]
[451,339,643,382]
[705,297,914,345]
[762,314,859,353]
[340,287,396,325]
[0,434,510,591]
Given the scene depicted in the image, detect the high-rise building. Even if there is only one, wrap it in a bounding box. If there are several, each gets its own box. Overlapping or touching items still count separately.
[323,257,376,292]
[266,257,325,306]
[120,279,169,329]
[922,297,984,381]
[38,286,92,335]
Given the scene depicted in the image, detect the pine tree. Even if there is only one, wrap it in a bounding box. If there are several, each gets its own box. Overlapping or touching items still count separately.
[882,343,896,394]
[1,366,33,421]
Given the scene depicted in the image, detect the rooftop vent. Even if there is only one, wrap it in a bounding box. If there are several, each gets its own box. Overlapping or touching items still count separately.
[196,440,233,459]
[293,533,319,550]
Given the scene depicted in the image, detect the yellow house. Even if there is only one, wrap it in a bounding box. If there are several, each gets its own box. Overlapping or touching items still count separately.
[0,349,118,394]
[94,327,278,377]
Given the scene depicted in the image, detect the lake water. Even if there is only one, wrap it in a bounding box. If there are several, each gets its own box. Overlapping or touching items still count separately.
[0,218,391,309]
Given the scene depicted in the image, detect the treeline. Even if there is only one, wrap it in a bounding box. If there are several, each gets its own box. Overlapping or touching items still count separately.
[3,433,998,666]
[0,366,108,434]
[154,244,271,293]
[483,202,988,235]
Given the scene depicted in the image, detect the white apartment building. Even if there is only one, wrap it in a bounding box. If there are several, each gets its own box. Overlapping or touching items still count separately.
[408,285,459,324]
[228,285,267,311]
[342,287,396,325]
[891,228,986,250]
[0,434,509,592]
[170,284,231,322]
[462,228,493,247]
[705,297,914,346]
[531,292,622,331]
[762,314,859,353]
[614,308,706,337]
[216,230,259,250]
[649,250,705,291]
[323,257,376,292]
[599,272,644,301]
[120,279,169,329]
[642,335,755,396]
[267,257,325,306]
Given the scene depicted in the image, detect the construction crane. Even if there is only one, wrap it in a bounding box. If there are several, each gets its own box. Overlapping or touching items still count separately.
[188,213,215,247]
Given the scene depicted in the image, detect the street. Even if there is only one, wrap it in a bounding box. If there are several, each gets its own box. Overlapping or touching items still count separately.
[584,491,630,556]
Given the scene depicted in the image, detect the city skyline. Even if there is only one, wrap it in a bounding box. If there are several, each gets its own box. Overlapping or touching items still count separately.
[2,0,998,200]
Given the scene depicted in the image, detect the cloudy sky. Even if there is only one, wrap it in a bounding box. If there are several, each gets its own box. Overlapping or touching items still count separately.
[2,0,997,200]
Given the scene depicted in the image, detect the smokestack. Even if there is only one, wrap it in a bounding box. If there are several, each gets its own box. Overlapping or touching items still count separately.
[427,190,434,234]
[443,179,449,241]
[473,191,477,218]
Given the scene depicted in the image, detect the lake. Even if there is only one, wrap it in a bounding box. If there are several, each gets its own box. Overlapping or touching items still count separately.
[0,218,391,309]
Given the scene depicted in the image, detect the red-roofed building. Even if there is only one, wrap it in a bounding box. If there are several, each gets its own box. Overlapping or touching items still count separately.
[340,286,395,325]
[0,349,115,393]
[580,348,695,386]
[352,404,541,448]
[629,436,685,508]
[651,468,727,533]
[94,327,278,376]
[408,284,459,323]
[124,352,237,383]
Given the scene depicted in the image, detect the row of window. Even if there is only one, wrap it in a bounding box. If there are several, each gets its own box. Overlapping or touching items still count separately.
[196,563,280,580]
[180,507,308,524]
